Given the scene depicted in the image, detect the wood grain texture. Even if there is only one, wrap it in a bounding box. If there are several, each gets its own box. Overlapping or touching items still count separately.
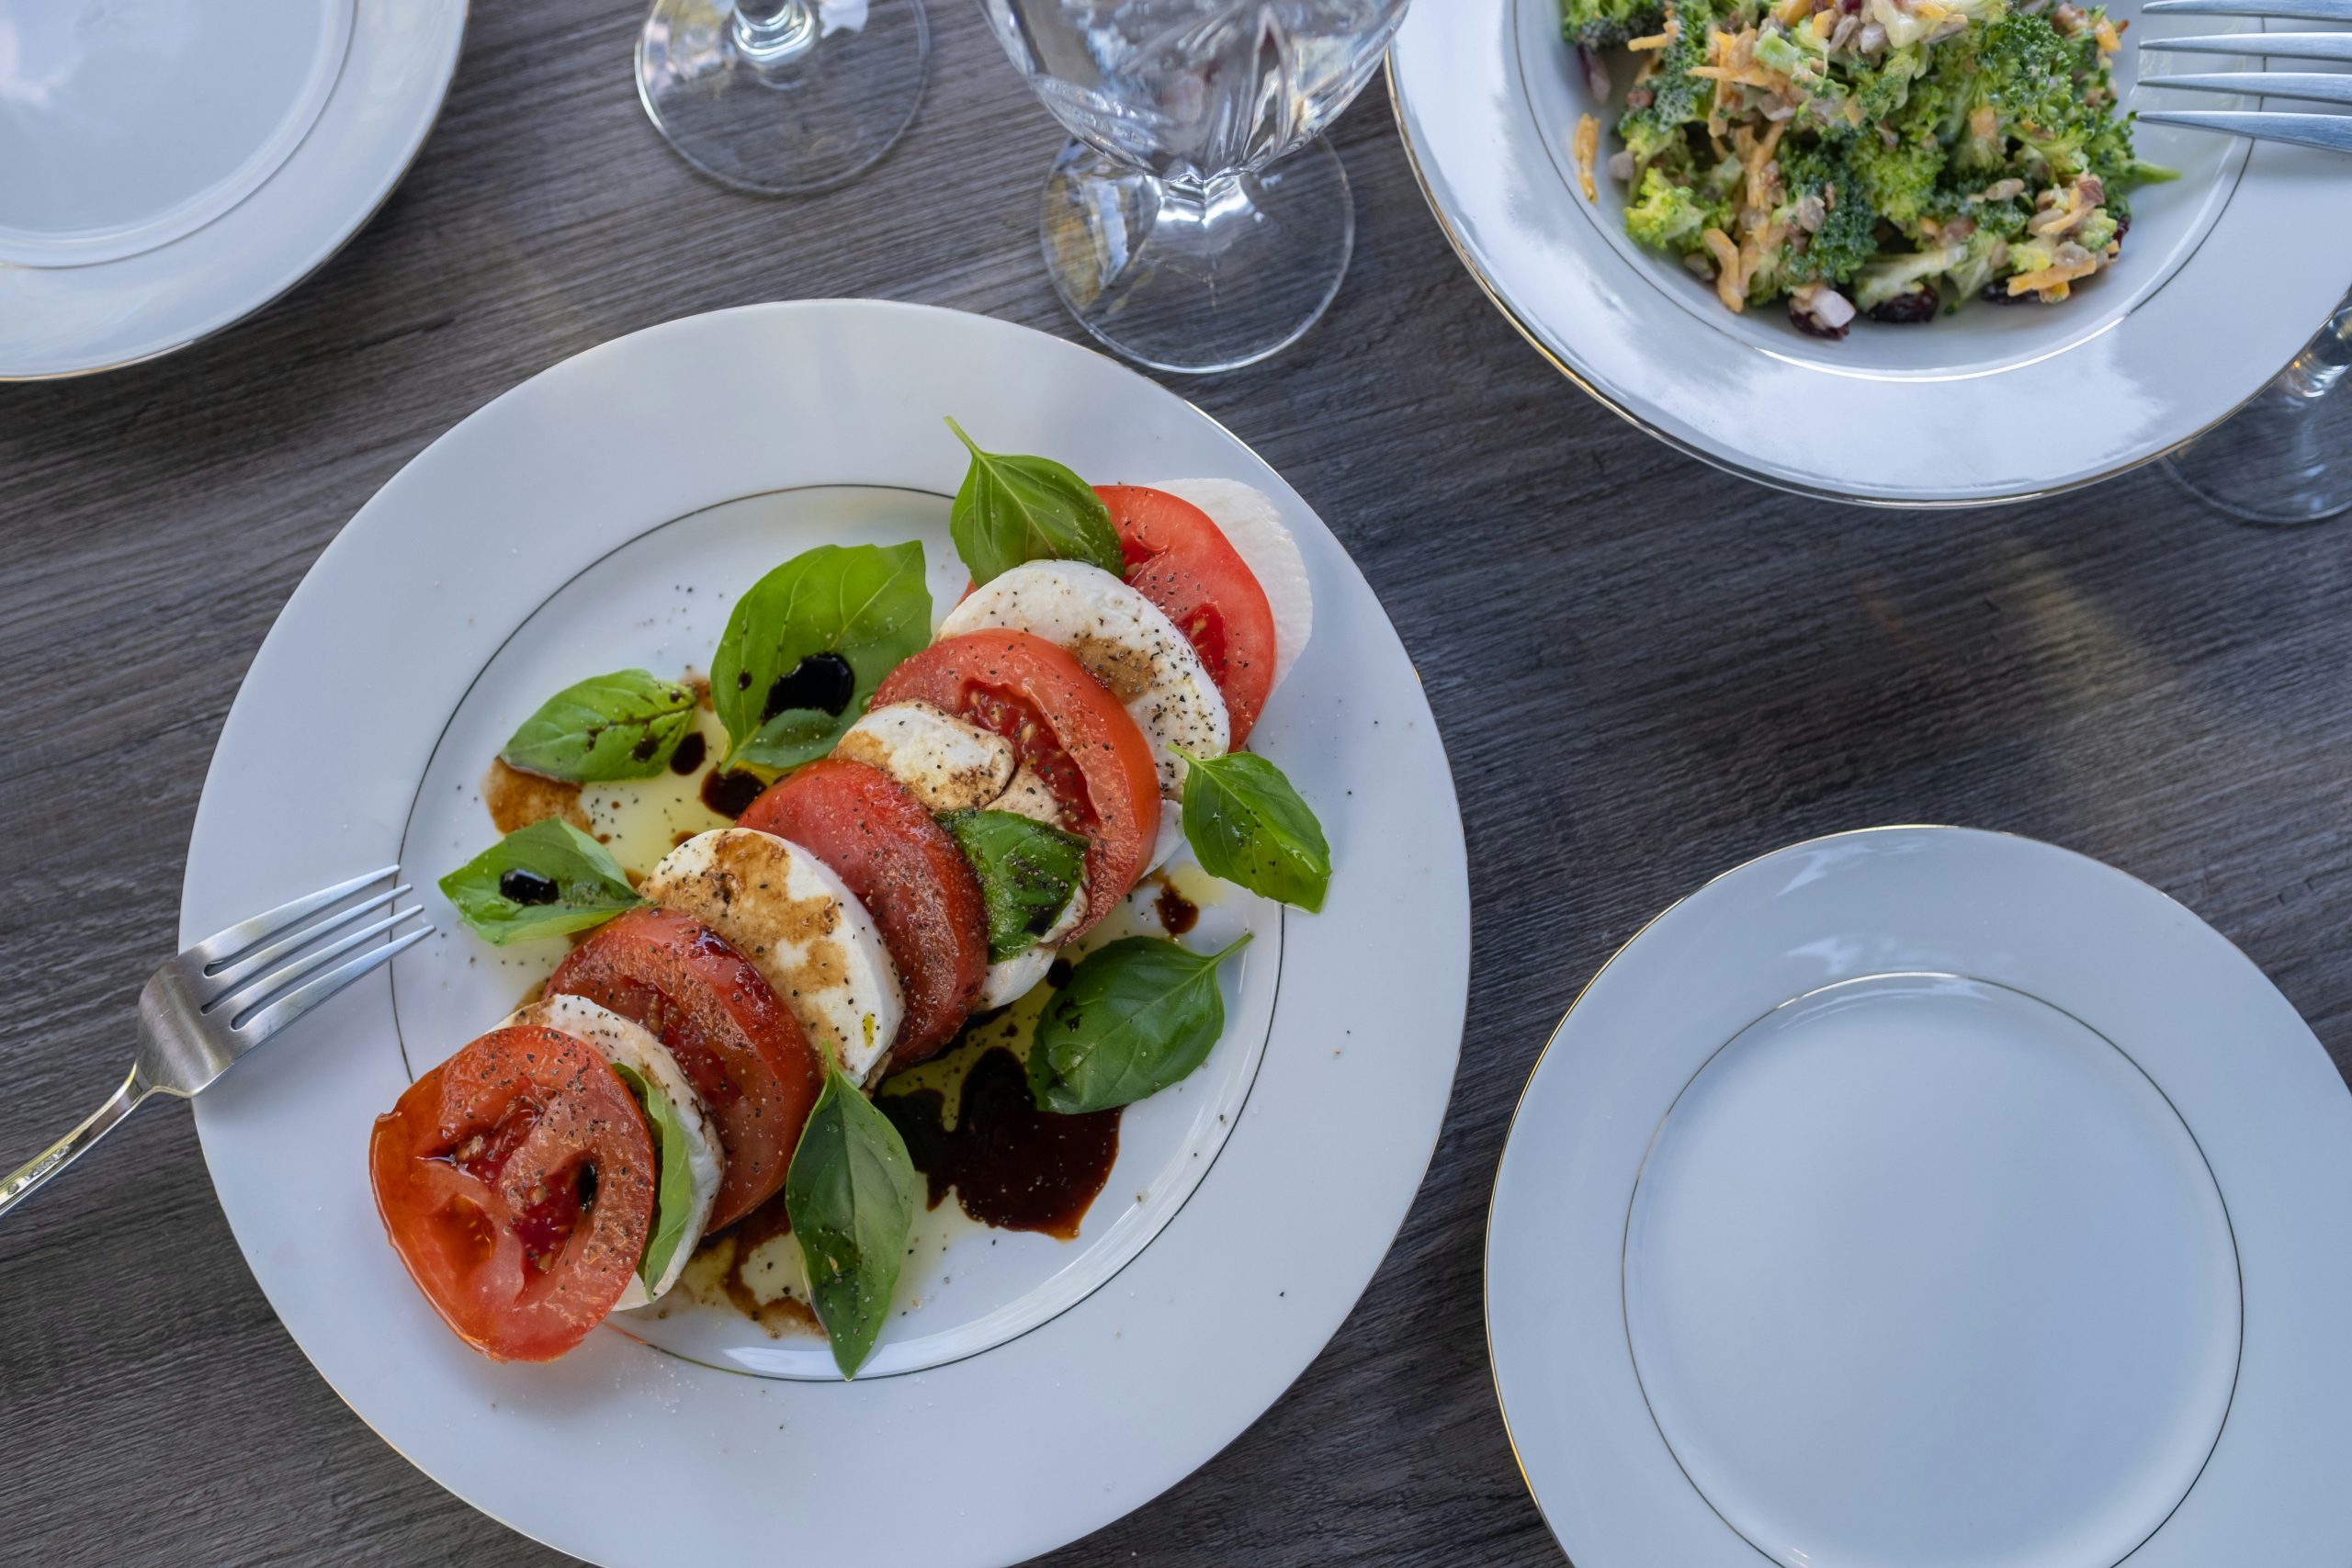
[2,2,2347,1564]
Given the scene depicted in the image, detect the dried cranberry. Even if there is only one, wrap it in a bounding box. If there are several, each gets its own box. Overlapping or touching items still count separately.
[1788,299,1850,340]
[1869,285,1940,323]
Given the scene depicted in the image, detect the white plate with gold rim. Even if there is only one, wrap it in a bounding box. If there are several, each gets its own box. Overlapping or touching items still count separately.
[1388,0,2352,504]
[0,0,465,380]
[183,300,1468,1567]
[1487,826,2352,1566]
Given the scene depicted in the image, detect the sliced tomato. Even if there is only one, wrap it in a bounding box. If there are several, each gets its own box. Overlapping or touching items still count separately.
[874,631,1159,933]
[547,906,823,1229]
[1098,484,1279,745]
[740,758,989,1071]
[370,1024,655,1362]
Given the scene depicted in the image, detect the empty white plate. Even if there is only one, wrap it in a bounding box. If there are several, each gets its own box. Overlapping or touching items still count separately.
[1488,827,2352,1566]
[0,0,465,378]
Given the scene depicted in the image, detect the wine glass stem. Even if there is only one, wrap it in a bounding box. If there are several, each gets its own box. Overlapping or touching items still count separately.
[734,0,817,66]
[2280,302,2352,402]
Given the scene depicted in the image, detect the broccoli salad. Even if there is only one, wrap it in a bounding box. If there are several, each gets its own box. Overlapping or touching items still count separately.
[1561,0,2176,335]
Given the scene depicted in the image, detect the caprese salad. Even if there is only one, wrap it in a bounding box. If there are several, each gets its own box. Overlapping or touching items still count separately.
[370,426,1328,1375]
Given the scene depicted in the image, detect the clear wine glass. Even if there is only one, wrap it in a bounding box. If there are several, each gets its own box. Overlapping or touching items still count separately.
[2164,295,2352,526]
[977,0,1410,375]
[639,0,931,196]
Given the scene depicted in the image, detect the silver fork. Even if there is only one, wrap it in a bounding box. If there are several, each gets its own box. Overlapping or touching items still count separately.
[0,867,431,1221]
[2139,0,2352,154]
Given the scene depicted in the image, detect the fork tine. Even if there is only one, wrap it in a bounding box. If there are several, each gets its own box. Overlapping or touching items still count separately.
[2141,30,2352,61]
[2143,0,2352,17]
[187,865,400,966]
[2144,71,2352,107]
[229,922,435,1044]
[218,907,427,1020]
[2136,108,2352,153]
[198,885,413,1001]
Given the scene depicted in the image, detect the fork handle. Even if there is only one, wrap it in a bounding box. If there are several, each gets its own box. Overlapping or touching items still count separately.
[0,1070,151,1222]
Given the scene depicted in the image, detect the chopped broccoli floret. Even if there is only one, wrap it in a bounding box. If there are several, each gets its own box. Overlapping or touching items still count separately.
[1943,229,2011,302]
[1623,166,1728,253]
[1856,244,1968,310]
[1848,127,1944,230]
[1561,0,1667,46]
[1778,142,1879,286]
[1615,0,1720,163]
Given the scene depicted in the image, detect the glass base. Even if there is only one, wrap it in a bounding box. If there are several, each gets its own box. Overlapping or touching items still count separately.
[1039,138,1353,376]
[638,0,929,197]
[2163,302,2352,526]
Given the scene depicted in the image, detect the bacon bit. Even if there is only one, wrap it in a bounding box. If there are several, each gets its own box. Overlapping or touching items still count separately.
[1571,115,1601,201]
[1702,228,1747,311]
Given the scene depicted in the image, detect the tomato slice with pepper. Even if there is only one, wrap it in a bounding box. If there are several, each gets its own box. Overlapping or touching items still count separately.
[740,758,989,1071]
[547,906,824,1229]
[874,631,1159,933]
[1098,484,1279,746]
[369,1024,655,1363]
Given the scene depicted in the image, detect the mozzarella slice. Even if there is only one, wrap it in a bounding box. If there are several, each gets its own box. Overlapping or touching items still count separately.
[499,994,722,1310]
[938,560,1229,797]
[977,945,1055,1010]
[975,879,1090,1009]
[640,828,904,1084]
[1142,806,1188,879]
[835,701,1016,813]
[1151,478,1313,691]
[991,763,1069,829]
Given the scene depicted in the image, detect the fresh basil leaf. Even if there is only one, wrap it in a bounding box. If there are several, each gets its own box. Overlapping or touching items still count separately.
[499,669,696,782]
[711,542,932,772]
[1176,747,1331,913]
[1027,934,1250,1114]
[786,1068,920,1379]
[943,809,1089,962]
[436,819,647,945]
[610,1062,695,1292]
[944,417,1123,586]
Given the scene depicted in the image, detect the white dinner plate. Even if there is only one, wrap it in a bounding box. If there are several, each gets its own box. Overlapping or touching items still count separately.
[0,0,465,380]
[1388,0,2352,504]
[183,300,1469,1567]
[1488,826,2352,1566]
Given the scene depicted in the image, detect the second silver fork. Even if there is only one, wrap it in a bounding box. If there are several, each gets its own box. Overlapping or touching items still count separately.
[2139,0,2352,154]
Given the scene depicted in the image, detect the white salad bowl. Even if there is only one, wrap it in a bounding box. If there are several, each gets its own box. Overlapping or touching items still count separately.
[1389,0,2352,503]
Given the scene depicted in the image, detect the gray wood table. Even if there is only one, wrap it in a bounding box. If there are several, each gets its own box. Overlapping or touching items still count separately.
[4,4,2346,1564]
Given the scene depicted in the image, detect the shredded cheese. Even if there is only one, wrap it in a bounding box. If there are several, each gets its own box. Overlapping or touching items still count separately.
[2007,254,2098,299]
[1702,228,1747,311]
[1571,114,1601,201]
